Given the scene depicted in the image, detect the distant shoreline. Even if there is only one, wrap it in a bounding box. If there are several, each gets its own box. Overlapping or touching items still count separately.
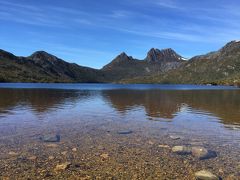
[0,81,238,86]
[1,40,240,87]
[0,82,239,89]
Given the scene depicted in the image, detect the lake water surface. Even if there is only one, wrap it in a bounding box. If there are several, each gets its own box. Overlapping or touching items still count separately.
[0,83,240,179]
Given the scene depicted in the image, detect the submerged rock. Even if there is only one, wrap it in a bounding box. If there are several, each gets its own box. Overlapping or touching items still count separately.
[170,135,182,140]
[172,146,192,155]
[48,156,54,160]
[100,153,109,159]
[172,145,217,160]
[72,148,77,152]
[54,162,71,171]
[195,170,219,180]
[61,151,68,156]
[191,146,217,160]
[148,140,154,145]
[46,143,58,148]
[8,151,19,156]
[192,146,208,158]
[117,130,133,135]
[40,134,60,142]
[27,156,37,160]
[158,144,170,149]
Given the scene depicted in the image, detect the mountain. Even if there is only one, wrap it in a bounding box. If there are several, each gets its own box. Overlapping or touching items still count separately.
[102,48,185,82]
[102,52,135,70]
[123,41,240,86]
[0,50,104,82]
[101,52,147,82]
[145,48,184,62]
[1,40,240,85]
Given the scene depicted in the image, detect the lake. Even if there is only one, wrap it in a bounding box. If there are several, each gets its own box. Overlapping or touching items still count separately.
[0,83,240,179]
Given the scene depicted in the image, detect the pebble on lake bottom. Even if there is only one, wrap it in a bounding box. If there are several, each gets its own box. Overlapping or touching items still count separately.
[195,170,219,180]
[27,156,37,160]
[148,140,154,145]
[169,135,182,140]
[8,151,19,156]
[40,134,61,143]
[158,144,170,148]
[117,130,133,135]
[48,156,54,160]
[100,153,109,159]
[172,146,192,155]
[54,162,71,171]
[61,151,68,156]
[46,144,58,148]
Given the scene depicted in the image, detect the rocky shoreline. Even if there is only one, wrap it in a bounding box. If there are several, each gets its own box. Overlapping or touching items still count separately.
[0,127,239,179]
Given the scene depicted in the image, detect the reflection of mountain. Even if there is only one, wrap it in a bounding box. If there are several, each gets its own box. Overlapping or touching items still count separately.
[0,88,240,127]
[102,90,181,119]
[184,90,240,125]
[102,90,240,125]
[0,89,90,114]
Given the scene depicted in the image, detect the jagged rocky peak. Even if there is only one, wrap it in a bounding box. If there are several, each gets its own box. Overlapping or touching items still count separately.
[161,48,178,56]
[102,52,134,70]
[145,48,183,62]
[29,51,58,62]
[108,52,134,64]
[116,52,133,61]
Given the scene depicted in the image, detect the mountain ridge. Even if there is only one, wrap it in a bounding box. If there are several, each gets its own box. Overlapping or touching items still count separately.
[0,49,105,83]
[101,48,186,82]
[144,48,185,62]
[122,41,240,85]
[1,40,240,85]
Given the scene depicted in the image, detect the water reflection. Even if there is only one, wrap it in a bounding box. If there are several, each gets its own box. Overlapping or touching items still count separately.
[0,88,240,128]
[102,90,182,119]
[0,89,91,115]
[103,90,240,126]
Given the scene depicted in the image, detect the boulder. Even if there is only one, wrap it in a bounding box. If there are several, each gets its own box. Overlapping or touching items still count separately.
[192,146,217,160]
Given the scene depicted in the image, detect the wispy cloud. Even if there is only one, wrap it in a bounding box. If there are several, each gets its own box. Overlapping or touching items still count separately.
[0,0,94,28]
[1,0,240,50]
[155,0,183,10]
[0,1,39,11]
[110,10,128,18]
[0,1,63,27]
[103,26,217,43]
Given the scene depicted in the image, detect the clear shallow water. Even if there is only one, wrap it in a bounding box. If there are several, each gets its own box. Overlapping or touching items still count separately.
[0,83,240,179]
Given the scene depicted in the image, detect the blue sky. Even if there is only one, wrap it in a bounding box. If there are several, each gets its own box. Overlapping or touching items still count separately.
[0,0,240,69]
